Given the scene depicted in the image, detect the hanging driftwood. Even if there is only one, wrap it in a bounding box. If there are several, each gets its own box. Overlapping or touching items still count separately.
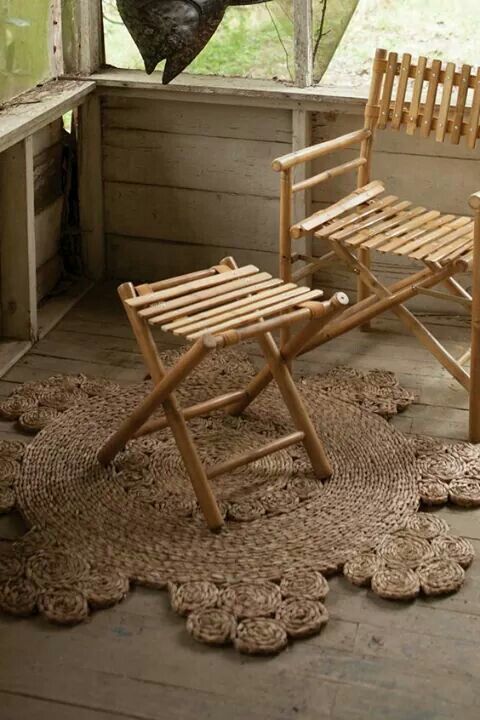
[117,0,270,84]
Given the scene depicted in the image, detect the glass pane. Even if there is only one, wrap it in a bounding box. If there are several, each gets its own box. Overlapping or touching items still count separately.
[103,0,294,82]
[0,0,52,104]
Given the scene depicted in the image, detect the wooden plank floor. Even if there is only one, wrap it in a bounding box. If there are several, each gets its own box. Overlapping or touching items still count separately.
[1,283,479,720]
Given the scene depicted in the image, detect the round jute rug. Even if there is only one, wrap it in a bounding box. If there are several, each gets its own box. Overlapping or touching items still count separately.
[0,351,476,655]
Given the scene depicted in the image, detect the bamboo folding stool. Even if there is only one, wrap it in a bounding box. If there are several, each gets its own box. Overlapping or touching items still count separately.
[273,48,480,442]
[97,257,348,530]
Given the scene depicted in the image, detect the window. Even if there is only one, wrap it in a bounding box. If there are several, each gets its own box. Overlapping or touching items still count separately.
[0,0,55,104]
[103,1,294,81]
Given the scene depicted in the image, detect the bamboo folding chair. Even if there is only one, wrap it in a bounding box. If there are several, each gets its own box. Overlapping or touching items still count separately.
[273,48,480,442]
[97,257,348,530]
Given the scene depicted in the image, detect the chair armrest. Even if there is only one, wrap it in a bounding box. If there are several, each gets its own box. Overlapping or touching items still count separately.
[272,128,371,172]
[470,191,480,211]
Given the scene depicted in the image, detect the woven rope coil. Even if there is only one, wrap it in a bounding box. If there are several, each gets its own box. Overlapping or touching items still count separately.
[26,550,90,589]
[417,559,465,596]
[0,439,26,460]
[279,568,329,601]
[448,479,480,507]
[169,581,219,616]
[18,407,61,433]
[417,454,466,483]
[234,618,288,655]
[37,388,88,412]
[431,535,475,569]
[186,608,237,646]
[0,395,37,420]
[0,554,24,583]
[286,476,321,500]
[403,513,449,539]
[0,457,22,481]
[0,577,37,616]
[371,566,420,600]
[85,571,130,609]
[411,435,448,456]
[343,552,379,587]
[219,581,282,619]
[227,498,266,522]
[38,589,89,624]
[276,598,328,638]
[377,531,434,569]
[418,480,449,506]
[0,486,15,514]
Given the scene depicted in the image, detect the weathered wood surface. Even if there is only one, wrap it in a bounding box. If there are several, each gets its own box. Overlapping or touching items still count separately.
[0,284,478,720]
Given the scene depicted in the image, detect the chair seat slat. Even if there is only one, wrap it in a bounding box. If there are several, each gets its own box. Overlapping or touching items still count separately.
[331,200,410,241]
[345,207,425,249]
[186,290,323,340]
[127,266,259,308]
[163,283,300,333]
[389,215,457,255]
[408,217,472,259]
[316,195,399,238]
[141,273,274,321]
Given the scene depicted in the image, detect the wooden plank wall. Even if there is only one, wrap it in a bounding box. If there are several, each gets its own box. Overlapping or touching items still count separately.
[101,97,292,281]
[310,109,480,312]
[32,120,64,301]
[101,93,478,313]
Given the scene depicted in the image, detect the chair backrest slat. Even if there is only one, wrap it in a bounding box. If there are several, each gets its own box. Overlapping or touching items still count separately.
[369,49,480,149]
[406,56,427,135]
[378,52,398,129]
[435,61,456,142]
[420,58,441,138]
[467,68,480,149]
[451,64,472,144]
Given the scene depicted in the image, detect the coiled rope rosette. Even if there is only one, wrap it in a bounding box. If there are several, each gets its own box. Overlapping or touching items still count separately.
[219,580,282,619]
[448,479,480,507]
[343,552,380,587]
[417,558,465,596]
[279,568,329,601]
[186,608,237,646]
[234,618,288,655]
[38,588,89,625]
[276,598,329,639]
[403,513,449,539]
[371,566,420,600]
[377,530,434,569]
[418,479,449,506]
[169,581,219,616]
[431,535,475,569]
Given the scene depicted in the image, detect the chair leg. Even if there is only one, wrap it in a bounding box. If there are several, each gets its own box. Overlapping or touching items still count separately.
[469,207,480,442]
[257,332,332,479]
[101,282,224,531]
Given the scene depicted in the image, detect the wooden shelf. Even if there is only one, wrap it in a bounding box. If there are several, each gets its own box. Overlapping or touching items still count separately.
[0,79,95,154]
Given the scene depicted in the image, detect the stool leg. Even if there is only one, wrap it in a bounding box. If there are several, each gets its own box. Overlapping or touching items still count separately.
[257,332,332,479]
[103,283,224,531]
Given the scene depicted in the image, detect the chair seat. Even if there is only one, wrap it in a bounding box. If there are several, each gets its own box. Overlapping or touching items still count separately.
[126,264,323,341]
[314,185,475,267]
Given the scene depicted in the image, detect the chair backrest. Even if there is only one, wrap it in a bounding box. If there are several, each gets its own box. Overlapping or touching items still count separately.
[367,48,480,149]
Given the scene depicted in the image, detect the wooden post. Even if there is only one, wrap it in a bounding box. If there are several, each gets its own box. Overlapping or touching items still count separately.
[77,94,105,280]
[469,194,480,442]
[292,109,313,287]
[357,48,386,328]
[294,0,314,87]
[0,138,38,341]
[258,332,332,479]
[62,0,104,75]
[279,168,293,348]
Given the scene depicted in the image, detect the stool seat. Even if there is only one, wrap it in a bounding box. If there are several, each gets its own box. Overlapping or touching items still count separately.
[97,257,348,531]
[126,264,324,341]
